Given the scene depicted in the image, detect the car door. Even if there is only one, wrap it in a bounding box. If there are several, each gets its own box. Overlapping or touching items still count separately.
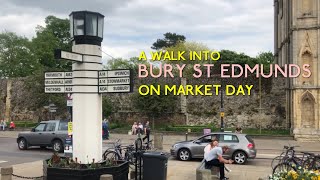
[28,123,47,145]
[192,134,216,158]
[39,122,57,145]
[56,121,68,143]
[218,134,239,158]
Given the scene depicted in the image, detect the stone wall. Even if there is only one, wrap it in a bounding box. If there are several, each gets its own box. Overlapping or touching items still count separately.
[0,76,287,129]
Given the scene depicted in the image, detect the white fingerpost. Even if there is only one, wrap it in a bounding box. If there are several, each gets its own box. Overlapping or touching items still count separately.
[69,11,104,163]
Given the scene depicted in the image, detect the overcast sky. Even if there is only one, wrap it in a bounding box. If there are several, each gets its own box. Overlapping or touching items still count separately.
[0,0,274,63]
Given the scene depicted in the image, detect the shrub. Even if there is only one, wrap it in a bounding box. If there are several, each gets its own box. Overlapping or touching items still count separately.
[14,121,38,128]
[269,168,320,180]
[165,125,215,132]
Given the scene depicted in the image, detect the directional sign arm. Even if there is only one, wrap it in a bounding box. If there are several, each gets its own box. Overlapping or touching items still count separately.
[54,49,83,62]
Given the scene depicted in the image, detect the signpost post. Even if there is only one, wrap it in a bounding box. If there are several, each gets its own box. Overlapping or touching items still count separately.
[44,11,133,163]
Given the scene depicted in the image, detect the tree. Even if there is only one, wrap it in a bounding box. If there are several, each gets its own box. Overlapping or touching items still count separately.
[25,15,73,117]
[151,32,186,50]
[104,57,149,77]
[102,96,115,119]
[162,41,211,78]
[0,31,39,121]
[32,15,72,70]
[131,82,177,128]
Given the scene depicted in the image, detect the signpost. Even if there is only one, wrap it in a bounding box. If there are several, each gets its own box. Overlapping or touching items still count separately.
[45,11,136,163]
[45,72,73,93]
[98,70,132,93]
[45,70,132,94]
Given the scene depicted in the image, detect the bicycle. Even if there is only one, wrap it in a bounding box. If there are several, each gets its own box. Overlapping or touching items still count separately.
[102,139,137,169]
[271,145,302,169]
[272,146,312,174]
[142,139,156,151]
[302,153,320,171]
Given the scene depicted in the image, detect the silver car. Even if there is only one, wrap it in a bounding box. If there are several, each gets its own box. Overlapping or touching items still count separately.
[170,132,257,164]
[17,120,68,152]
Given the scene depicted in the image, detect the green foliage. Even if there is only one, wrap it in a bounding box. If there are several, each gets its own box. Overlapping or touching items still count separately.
[242,128,290,135]
[104,57,146,76]
[13,121,38,128]
[24,15,72,113]
[162,41,211,78]
[32,15,72,70]
[109,122,128,130]
[102,96,114,119]
[0,31,39,78]
[151,32,186,50]
[131,82,178,118]
[165,125,215,132]
[47,153,117,169]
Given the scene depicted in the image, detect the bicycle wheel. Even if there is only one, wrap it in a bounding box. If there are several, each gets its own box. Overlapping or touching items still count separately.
[303,157,320,171]
[271,156,284,169]
[124,151,136,170]
[103,151,121,161]
[273,162,296,174]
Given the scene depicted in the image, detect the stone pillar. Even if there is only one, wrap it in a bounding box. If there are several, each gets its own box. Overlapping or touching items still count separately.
[154,133,163,150]
[72,44,103,163]
[1,167,12,180]
[100,174,113,180]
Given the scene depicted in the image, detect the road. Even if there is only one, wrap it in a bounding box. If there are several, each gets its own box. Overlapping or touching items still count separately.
[0,137,273,169]
[0,137,52,167]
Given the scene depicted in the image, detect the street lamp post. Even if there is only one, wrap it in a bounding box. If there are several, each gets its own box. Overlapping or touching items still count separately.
[220,81,224,132]
[220,77,224,132]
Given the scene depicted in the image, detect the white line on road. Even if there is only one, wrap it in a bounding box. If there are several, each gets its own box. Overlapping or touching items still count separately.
[0,160,8,163]
[258,154,278,157]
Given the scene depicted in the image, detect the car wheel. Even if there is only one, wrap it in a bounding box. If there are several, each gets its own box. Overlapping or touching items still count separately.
[178,149,191,161]
[52,140,63,153]
[232,151,247,164]
[18,138,28,150]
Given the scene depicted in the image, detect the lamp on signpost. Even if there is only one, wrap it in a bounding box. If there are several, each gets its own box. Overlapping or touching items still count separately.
[70,11,104,45]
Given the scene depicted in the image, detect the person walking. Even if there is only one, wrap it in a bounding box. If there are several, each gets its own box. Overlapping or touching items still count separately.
[142,121,151,145]
[102,118,109,140]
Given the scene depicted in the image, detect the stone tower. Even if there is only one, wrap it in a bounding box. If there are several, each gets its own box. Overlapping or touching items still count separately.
[275,0,320,141]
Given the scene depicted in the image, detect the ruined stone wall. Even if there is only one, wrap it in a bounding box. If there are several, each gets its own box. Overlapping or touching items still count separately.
[0,76,286,129]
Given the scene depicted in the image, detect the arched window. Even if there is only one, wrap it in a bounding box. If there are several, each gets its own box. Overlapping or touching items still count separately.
[301,92,315,128]
[301,51,313,85]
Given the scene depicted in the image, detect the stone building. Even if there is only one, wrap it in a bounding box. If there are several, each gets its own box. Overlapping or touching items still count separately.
[275,0,320,141]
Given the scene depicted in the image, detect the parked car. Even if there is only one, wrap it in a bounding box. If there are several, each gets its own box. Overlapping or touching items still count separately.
[17,120,69,152]
[170,132,256,164]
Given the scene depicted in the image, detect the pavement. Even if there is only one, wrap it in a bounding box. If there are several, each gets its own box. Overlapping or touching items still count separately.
[0,131,319,180]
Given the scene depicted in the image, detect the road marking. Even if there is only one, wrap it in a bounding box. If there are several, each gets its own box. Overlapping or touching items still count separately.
[257,154,278,157]
[0,160,7,163]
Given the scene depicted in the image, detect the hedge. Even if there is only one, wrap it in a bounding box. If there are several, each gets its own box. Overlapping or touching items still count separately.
[165,125,215,132]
